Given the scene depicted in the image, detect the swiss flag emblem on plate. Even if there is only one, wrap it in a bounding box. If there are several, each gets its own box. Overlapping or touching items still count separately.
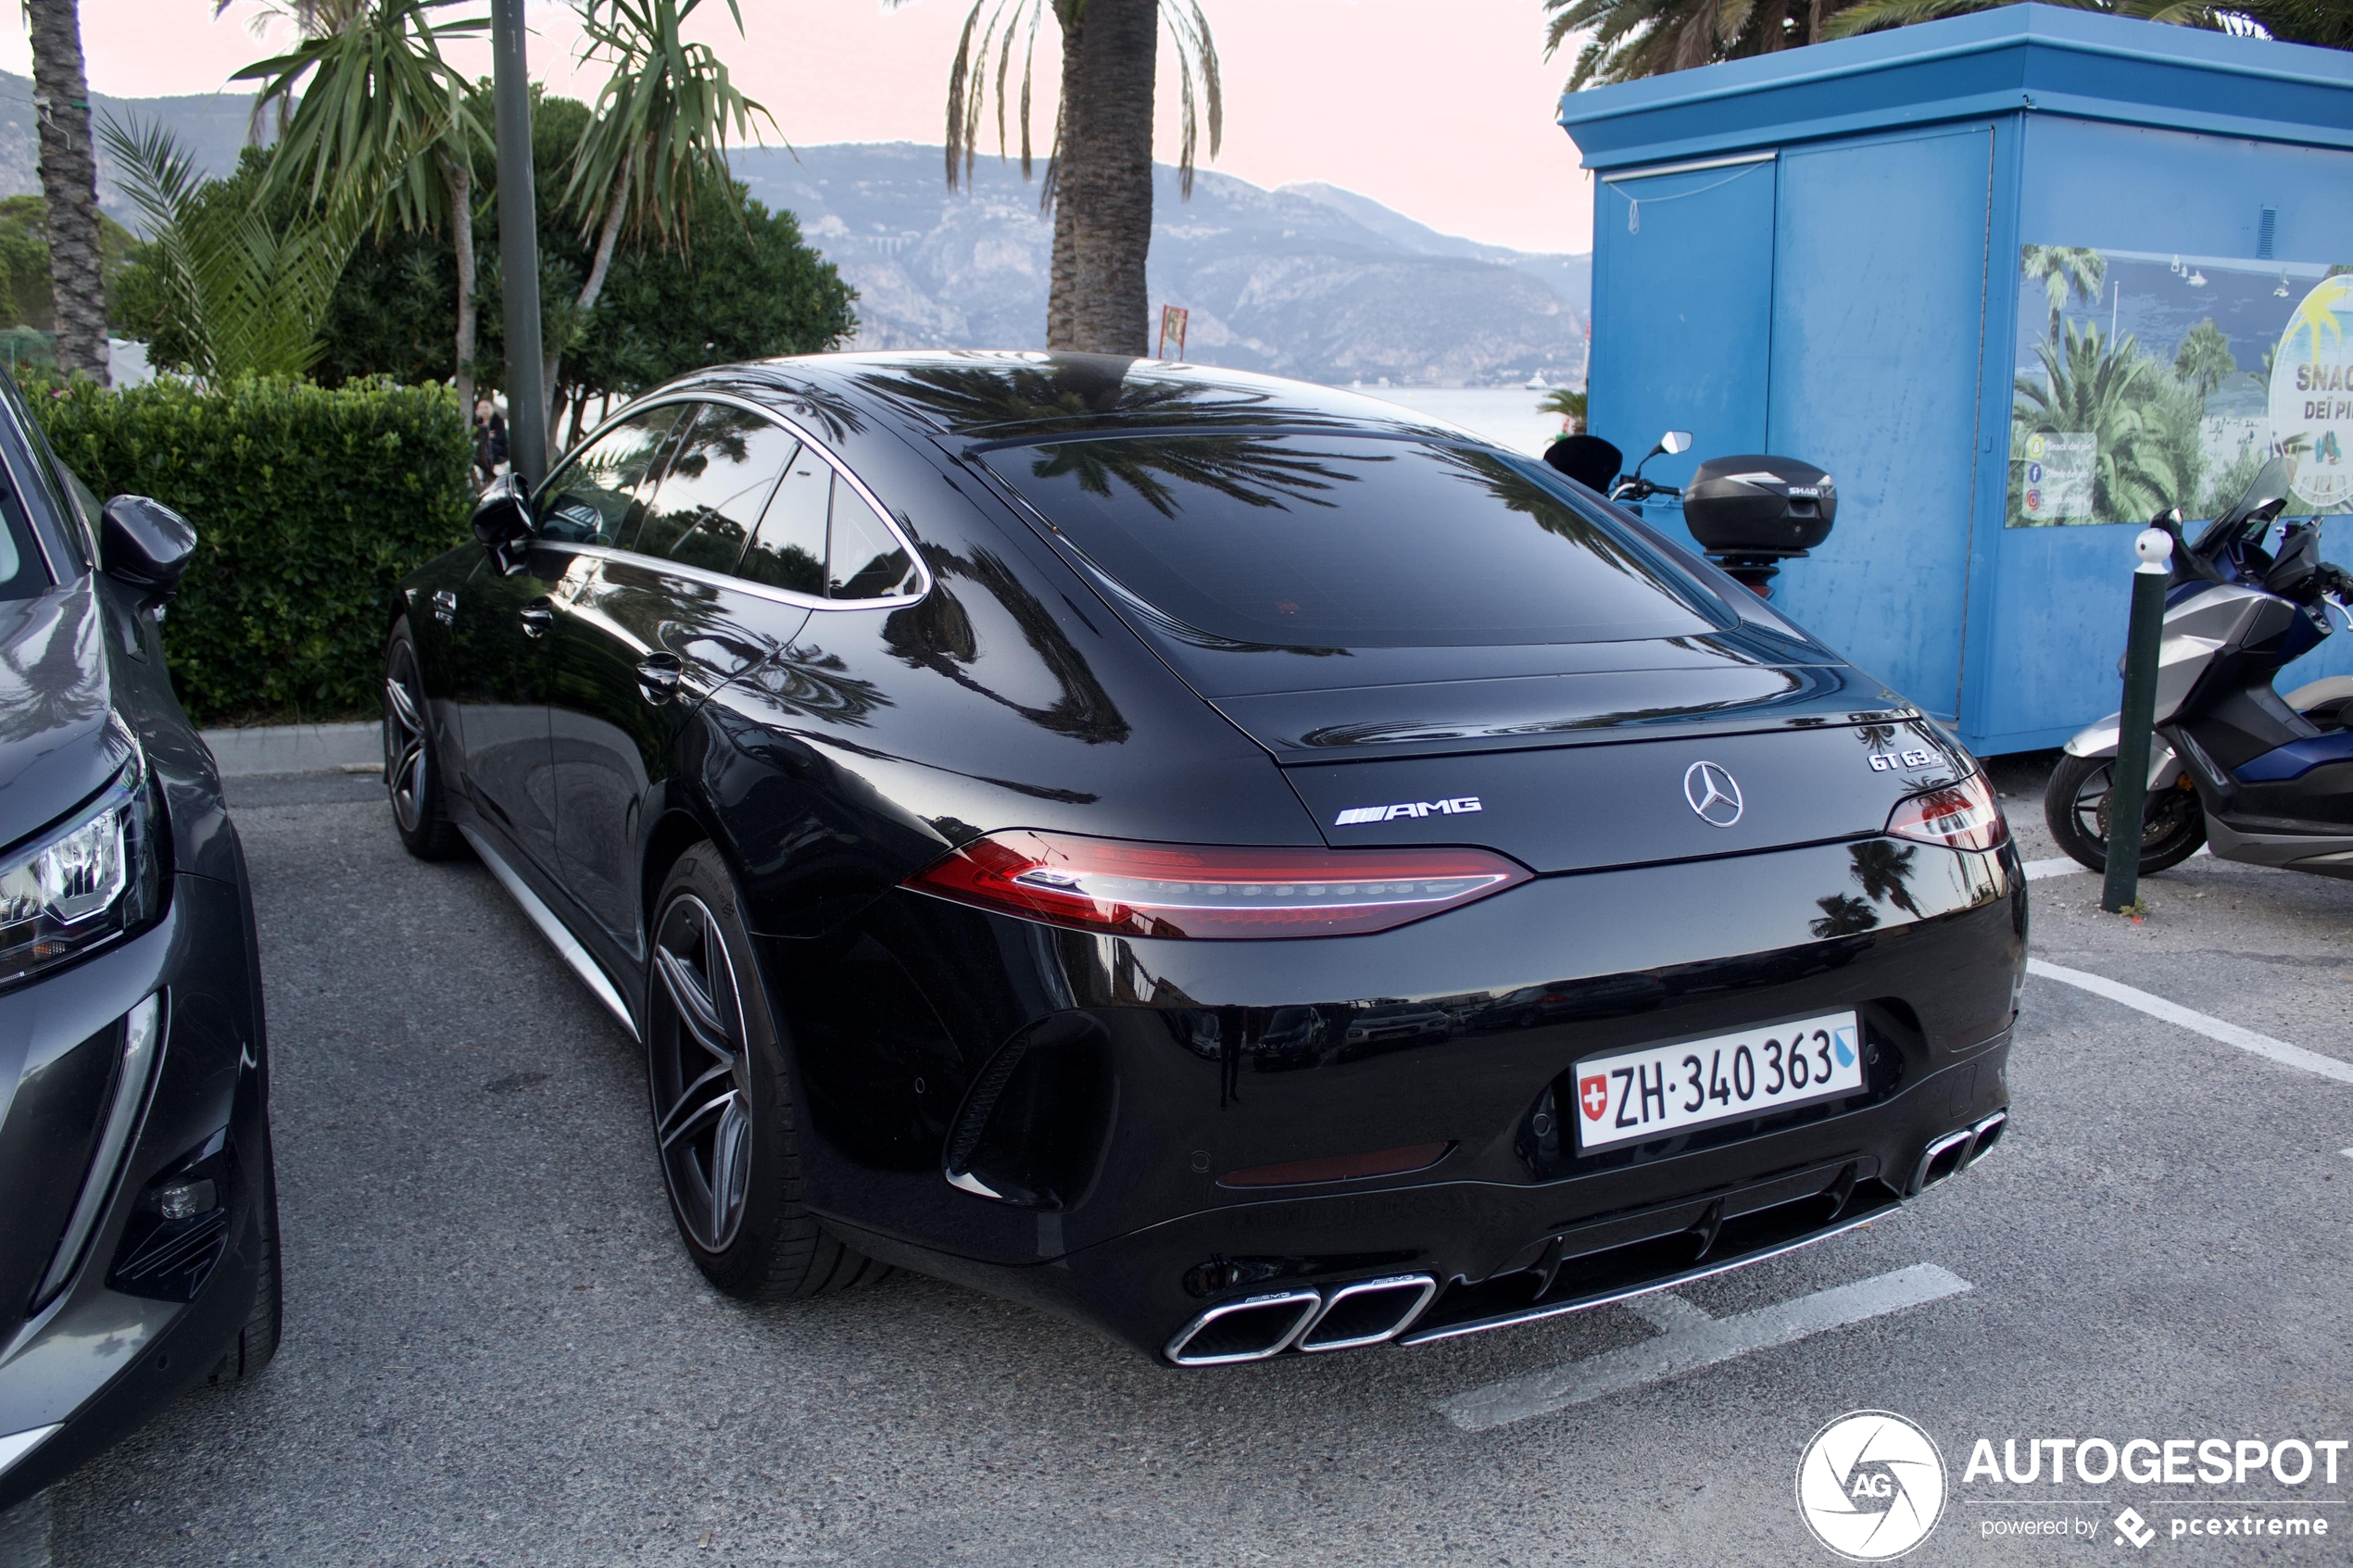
[1578,1074,1610,1123]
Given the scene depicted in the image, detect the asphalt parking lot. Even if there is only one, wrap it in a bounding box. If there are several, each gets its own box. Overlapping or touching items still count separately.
[13,754,2353,1566]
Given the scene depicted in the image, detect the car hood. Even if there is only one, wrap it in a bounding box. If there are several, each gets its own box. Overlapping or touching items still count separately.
[0,581,128,848]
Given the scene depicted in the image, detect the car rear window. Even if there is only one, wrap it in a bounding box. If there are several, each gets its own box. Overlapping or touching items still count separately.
[982,434,1718,647]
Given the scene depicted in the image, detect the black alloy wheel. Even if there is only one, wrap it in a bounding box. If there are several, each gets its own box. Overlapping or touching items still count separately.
[2044,752,2206,875]
[645,847,890,1298]
[384,621,463,859]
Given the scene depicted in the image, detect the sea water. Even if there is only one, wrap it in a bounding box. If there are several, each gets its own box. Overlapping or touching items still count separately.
[1333,384,1572,458]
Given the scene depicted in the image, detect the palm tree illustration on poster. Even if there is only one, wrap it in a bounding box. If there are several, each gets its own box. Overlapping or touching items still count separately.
[2007,245,2353,527]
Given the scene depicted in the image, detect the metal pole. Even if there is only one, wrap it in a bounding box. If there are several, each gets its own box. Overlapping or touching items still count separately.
[491,0,547,489]
[2101,526,2174,913]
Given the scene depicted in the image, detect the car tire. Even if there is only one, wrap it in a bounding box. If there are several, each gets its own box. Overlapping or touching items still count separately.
[384,620,464,861]
[646,845,891,1300]
[2044,752,2206,875]
[209,1127,283,1384]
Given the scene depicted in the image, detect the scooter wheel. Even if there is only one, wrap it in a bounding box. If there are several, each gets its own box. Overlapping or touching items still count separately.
[2044,753,2206,875]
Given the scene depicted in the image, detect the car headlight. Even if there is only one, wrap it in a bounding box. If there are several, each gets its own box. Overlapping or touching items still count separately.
[0,744,165,987]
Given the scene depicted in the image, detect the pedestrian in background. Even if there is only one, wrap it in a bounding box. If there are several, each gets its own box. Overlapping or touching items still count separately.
[474,400,509,486]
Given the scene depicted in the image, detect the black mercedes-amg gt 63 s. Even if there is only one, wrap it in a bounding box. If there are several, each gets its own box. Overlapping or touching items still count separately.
[0,377,277,1511]
[388,352,2022,1365]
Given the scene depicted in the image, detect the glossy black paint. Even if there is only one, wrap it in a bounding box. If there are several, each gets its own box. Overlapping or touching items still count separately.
[0,371,271,1504]
[396,352,2026,1362]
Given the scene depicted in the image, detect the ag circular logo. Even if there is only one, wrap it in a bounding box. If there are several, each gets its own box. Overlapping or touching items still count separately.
[1795,1410,1946,1561]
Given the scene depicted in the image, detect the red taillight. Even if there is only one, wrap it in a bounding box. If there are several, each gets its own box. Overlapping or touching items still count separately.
[1885,772,2007,852]
[903,831,1530,938]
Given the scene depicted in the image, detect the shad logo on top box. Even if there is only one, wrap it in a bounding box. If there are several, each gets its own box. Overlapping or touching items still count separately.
[1796,1411,1948,1561]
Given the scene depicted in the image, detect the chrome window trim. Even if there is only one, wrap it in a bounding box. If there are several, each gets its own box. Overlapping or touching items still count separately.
[543,389,930,611]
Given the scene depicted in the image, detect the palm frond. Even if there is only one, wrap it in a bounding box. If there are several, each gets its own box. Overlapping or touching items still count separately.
[100,112,359,380]
[566,0,780,250]
[99,114,211,371]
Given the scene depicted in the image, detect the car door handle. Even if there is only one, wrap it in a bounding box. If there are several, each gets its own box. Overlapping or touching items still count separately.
[636,653,684,706]
[519,598,554,638]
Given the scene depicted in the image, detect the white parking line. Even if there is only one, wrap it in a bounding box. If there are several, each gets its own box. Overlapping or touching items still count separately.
[1438,1264,1972,1433]
[2022,847,2216,882]
[2028,960,2353,1086]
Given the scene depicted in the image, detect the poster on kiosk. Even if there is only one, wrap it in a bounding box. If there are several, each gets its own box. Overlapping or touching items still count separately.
[2009,252,2353,529]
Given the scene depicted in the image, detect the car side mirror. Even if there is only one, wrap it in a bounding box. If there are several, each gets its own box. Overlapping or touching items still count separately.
[99,495,196,601]
[471,475,534,571]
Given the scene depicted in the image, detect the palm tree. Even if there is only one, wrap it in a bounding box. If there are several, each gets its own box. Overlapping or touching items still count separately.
[553,0,776,430]
[238,0,488,414]
[1540,387,1588,433]
[909,0,1222,354]
[2020,245,2106,343]
[216,0,370,144]
[2172,318,2236,401]
[23,0,107,383]
[2014,320,2190,524]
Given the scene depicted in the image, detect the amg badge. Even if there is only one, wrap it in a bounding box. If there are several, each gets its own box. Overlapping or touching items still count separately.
[1334,797,1482,826]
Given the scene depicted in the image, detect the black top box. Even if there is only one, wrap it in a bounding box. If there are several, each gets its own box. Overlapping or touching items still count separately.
[1683,455,1836,558]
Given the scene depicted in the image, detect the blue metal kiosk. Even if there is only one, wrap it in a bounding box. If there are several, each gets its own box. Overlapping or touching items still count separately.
[1561,5,2353,754]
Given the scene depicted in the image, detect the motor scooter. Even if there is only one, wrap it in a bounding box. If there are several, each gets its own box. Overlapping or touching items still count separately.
[2045,454,2353,878]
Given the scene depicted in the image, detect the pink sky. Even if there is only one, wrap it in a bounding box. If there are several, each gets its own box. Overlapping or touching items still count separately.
[37,0,1597,254]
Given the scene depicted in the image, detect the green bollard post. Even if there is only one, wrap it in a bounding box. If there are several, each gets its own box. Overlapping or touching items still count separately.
[2101,524,2175,914]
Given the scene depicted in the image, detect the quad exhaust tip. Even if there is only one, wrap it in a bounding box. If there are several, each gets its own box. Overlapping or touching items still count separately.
[1165,1273,1438,1366]
[1298,1274,1441,1353]
[1911,1110,2008,1195]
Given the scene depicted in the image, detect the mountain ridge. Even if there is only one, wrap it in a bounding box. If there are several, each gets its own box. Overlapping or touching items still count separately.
[735,142,1589,387]
[0,72,1592,388]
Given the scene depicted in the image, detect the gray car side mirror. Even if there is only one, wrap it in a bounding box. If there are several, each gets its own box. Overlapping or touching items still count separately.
[99,495,197,601]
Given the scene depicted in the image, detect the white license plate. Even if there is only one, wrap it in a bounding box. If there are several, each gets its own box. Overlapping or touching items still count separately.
[1571,1010,1862,1151]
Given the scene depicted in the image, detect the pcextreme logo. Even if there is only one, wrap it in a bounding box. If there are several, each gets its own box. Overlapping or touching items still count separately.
[1796,1411,1948,1561]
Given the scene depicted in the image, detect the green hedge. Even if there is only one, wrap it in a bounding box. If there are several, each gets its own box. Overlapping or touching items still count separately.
[30,376,474,724]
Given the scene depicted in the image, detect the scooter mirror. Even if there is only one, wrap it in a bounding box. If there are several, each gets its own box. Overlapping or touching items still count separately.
[1659,431,1692,456]
[2219,455,2295,529]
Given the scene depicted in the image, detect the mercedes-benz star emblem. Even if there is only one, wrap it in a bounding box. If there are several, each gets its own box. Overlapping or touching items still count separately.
[1683,760,1744,827]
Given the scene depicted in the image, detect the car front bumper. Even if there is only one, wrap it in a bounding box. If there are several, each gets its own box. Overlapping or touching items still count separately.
[0,867,270,1510]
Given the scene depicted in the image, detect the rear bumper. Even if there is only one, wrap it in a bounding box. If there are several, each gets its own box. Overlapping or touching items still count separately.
[786,837,2025,1363]
[0,870,270,1511]
[835,1031,2009,1361]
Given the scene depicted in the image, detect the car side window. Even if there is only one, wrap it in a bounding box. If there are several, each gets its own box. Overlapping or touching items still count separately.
[0,372,82,575]
[736,441,827,596]
[535,404,686,546]
[826,476,917,600]
[635,404,799,574]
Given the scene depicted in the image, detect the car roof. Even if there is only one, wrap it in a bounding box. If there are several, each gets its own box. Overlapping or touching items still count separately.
[687,351,1495,445]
